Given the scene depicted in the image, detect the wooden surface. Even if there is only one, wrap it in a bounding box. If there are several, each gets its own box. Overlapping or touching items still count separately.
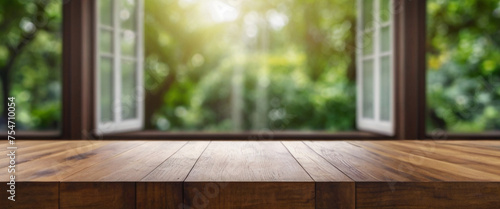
[142,141,210,182]
[356,182,500,209]
[184,182,315,209]
[1,140,499,209]
[60,182,135,209]
[136,182,183,209]
[0,182,59,209]
[185,141,312,182]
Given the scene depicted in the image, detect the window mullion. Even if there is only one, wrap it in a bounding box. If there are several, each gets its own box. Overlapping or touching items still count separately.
[374,0,381,122]
[389,0,394,126]
[113,0,122,123]
[356,0,363,123]
[136,0,145,126]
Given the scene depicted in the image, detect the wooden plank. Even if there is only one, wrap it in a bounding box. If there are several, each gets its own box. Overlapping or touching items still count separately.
[184,182,315,209]
[15,141,144,181]
[305,141,500,182]
[316,182,355,209]
[0,141,78,181]
[437,140,500,150]
[282,141,355,209]
[186,141,312,182]
[282,141,352,182]
[184,141,314,208]
[0,182,59,209]
[136,182,183,209]
[142,141,210,181]
[356,182,500,209]
[60,182,135,209]
[350,141,500,181]
[63,141,186,181]
[0,141,76,169]
[283,141,356,209]
[376,141,500,177]
[137,142,209,209]
[304,141,415,181]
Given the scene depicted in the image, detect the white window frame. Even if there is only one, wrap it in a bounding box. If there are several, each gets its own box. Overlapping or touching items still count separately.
[95,0,144,134]
[356,0,394,135]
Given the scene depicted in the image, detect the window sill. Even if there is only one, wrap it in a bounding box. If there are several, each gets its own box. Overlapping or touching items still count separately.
[9,131,61,139]
[99,130,388,140]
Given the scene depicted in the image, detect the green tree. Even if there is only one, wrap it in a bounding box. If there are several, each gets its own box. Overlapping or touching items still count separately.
[0,0,61,130]
[427,0,500,132]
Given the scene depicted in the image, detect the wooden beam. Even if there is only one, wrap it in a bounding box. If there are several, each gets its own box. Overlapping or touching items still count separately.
[394,0,427,139]
[62,0,95,139]
[0,182,59,209]
[184,182,315,209]
[60,182,135,209]
[356,182,500,209]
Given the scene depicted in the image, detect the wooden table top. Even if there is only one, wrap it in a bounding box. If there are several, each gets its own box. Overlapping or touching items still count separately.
[2,140,500,183]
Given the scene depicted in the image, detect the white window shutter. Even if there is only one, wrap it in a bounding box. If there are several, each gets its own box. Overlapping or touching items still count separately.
[356,0,394,135]
[95,0,144,134]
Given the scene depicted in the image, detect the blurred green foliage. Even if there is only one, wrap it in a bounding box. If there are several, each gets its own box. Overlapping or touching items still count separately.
[144,0,357,131]
[0,0,62,130]
[3,0,497,133]
[427,0,500,133]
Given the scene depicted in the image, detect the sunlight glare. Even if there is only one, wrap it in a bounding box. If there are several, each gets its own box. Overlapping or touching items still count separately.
[209,0,239,22]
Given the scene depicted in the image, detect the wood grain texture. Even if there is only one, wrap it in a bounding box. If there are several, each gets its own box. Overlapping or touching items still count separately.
[186,141,312,182]
[0,182,59,209]
[2,140,500,209]
[136,182,183,209]
[356,182,500,209]
[60,182,135,209]
[63,141,186,181]
[282,141,352,182]
[0,141,75,169]
[184,182,315,209]
[349,141,500,181]
[305,141,414,182]
[305,141,500,182]
[369,141,500,179]
[142,141,210,182]
[0,141,77,181]
[316,182,355,209]
[18,141,143,181]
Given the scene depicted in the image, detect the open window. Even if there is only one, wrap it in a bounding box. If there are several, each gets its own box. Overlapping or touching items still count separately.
[95,0,144,134]
[356,0,394,135]
[94,0,395,137]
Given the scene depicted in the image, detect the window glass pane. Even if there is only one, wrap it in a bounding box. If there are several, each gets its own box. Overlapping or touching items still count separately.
[100,0,113,26]
[380,56,391,121]
[100,57,114,122]
[363,31,374,55]
[121,59,137,120]
[362,59,374,119]
[380,26,390,52]
[120,0,137,30]
[380,0,390,23]
[121,30,136,57]
[363,0,374,29]
[427,0,500,133]
[100,29,113,53]
[0,1,62,131]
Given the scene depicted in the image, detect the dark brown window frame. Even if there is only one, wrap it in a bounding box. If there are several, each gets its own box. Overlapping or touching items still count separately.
[15,0,499,140]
